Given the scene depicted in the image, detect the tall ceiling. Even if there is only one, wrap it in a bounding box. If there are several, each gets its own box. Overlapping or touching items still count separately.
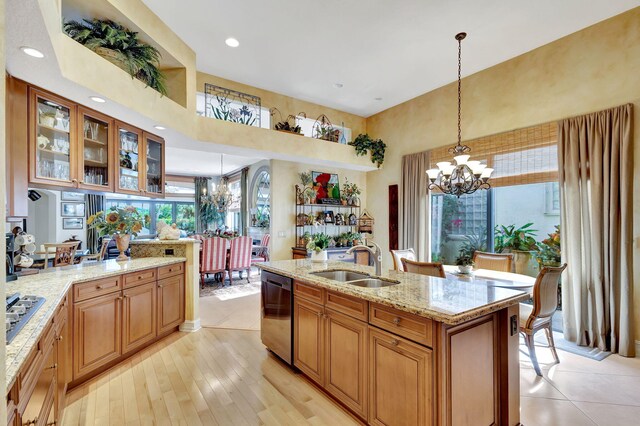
[142,0,639,117]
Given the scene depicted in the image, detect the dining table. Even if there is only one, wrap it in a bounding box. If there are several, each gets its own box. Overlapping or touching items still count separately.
[443,264,536,294]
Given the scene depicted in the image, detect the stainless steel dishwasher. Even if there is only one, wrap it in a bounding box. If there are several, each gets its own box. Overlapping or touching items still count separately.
[260,270,293,365]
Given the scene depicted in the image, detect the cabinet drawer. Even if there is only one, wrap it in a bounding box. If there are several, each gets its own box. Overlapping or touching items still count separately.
[74,276,122,302]
[124,268,157,288]
[325,291,368,322]
[327,251,355,263]
[294,281,324,304]
[369,303,433,347]
[157,262,184,279]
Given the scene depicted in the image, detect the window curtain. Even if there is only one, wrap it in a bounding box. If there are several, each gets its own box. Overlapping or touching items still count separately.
[558,103,634,357]
[240,167,248,235]
[400,151,430,260]
[194,177,209,233]
[86,194,104,254]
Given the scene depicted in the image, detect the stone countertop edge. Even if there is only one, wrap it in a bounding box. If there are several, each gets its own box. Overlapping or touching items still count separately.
[256,260,530,326]
[129,238,200,244]
[5,257,186,389]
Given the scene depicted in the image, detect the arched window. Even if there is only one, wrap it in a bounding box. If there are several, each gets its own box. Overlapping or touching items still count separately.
[250,168,270,228]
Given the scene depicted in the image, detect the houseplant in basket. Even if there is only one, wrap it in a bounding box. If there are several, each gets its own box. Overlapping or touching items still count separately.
[307,233,330,262]
[88,206,149,261]
[63,19,167,95]
[341,177,361,206]
[494,223,539,276]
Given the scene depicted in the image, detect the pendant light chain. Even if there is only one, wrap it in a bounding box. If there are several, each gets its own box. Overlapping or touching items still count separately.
[457,35,462,147]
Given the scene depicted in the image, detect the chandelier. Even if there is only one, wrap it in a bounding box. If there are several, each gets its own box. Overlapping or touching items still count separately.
[202,154,233,213]
[426,32,493,197]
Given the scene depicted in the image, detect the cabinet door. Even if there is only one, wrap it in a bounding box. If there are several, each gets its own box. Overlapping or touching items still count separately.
[293,298,324,385]
[19,340,55,426]
[29,88,77,187]
[143,132,165,198]
[77,107,114,191]
[73,292,122,380]
[369,328,433,426]
[157,275,184,334]
[324,309,368,418]
[123,282,157,353]
[114,121,144,195]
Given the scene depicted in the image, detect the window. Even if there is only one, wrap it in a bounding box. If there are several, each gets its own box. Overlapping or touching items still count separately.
[225,178,242,232]
[105,199,196,235]
[250,169,270,228]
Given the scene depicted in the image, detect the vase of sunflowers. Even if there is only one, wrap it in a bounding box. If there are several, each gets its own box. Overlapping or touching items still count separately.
[87,206,149,261]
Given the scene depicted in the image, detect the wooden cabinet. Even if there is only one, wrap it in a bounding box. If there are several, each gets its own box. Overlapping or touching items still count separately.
[293,298,325,385]
[368,328,433,426]
[325,309,368,418]
[157,274,185,334]
[29,87,77,188]
[77,107,115,191]
[73,292,123,380]
[123,282,157,354]
[6,76,29,219]
[143,132,165,197]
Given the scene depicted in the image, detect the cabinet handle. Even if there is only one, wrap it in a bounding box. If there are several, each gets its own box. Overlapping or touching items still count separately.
[79,180,84,184]
[47,363,58,370]
[315,311,322,317]
[117,296,123,300]
[390,339,399,346]
[138,276,142,280]
[158,284,163,288]
[56,335,63,341]
[96,285,102,290]
[392,317,401,326]
[71,178,78,183]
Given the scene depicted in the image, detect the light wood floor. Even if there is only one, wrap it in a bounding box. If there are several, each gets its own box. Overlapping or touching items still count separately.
[62,329,361,426]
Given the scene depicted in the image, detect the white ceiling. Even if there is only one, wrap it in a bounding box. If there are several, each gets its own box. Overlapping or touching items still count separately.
[142,0,640,117]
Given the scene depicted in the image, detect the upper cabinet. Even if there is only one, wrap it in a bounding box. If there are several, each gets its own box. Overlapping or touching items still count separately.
[29,88,77,188]
[19,82,165,198]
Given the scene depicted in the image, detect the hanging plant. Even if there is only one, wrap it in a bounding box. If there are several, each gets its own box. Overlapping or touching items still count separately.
[349,134,386,168]
[63,19,167,96]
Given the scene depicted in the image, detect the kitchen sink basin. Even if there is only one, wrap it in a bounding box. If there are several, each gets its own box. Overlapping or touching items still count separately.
[310,270,370,282]
[345,278,400,288]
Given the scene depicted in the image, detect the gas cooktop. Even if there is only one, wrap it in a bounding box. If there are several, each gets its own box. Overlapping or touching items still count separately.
[6,293,46,344]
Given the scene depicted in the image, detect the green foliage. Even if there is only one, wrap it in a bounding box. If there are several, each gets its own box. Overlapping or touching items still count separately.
[458,229,487,259]
[63,19,167,95]
[307,233,330,252]
[455,253,474,266]
[494,223,538,252]
[341,177,361,199]
[210,96,257,125]
[349,134,387,168]
[534,225,561,267]
[87,206,149,237]
[299,172,312,187]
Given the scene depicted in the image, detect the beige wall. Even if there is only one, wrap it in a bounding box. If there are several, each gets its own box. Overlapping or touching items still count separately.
[365,8,640,340]
[270,159,368,261]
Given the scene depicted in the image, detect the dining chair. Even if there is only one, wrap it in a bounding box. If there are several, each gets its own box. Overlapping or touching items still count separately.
[252,233,271,263]
[401,258,446,278]
[520,263,568,376]
[79,239,109,264]
[391,248,416,271]
[227,236,253,285]
[472,251,514,273]
[200,237,227,288]
[34,242,80,269]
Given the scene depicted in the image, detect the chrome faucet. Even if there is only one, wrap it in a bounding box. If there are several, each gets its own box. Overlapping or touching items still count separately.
[346,241,382,276]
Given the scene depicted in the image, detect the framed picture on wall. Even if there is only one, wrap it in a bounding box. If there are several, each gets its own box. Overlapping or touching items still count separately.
[62,218,83,230]
[61,202,85,217]
[61,191,85,202]
[324,210,335,224]
[311,171,341,202]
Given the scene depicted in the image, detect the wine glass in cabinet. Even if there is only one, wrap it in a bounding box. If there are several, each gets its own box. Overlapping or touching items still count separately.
[29,89,76,187]
[115,122,143,195]
[77,107,114,191]
[143,133,165,198]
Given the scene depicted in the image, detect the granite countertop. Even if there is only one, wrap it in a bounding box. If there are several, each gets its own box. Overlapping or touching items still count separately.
[257,260,529,326]
[6,257,186,388]
[130,238,199,245]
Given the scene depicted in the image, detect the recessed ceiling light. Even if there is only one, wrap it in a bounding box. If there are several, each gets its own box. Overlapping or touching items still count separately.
[89,96,106,103]
[225,38,240,48]
[154,125,166,130]
[334,83,344,88]
[374,97,383,101]
[20,46,44,58]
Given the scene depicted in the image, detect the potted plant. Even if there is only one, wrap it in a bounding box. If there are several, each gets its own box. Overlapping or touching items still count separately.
[534,225,561,268]
[341,177,361,206]
[349,134,387,168]
[307,233,330,262]
[351,232,362,247]
[297,172,316,204]
[87,206,149,261]
[63,19,167,95]
[494,223,539,276]
[455,252,474,274]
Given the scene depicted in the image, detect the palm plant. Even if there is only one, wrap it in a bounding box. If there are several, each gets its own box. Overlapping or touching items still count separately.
[494,223,538,252]
[63,19,167,96]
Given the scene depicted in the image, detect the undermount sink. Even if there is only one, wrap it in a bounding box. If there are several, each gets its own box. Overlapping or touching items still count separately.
[346,278,400,288]
[310,270,371,282]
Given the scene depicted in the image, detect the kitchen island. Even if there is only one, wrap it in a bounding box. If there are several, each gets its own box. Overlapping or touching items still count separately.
[258,259,529,426]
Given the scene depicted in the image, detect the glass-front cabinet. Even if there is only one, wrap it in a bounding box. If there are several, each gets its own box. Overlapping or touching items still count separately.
[115,122,143,195]
[144,133,165,197]
[78,107,113,191]
[30,90,76,187]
